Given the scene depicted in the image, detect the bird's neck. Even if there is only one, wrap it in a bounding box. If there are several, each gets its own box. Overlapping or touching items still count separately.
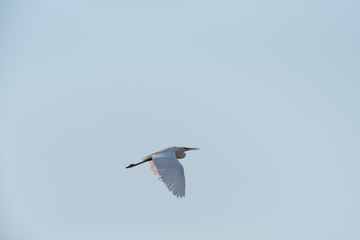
[175,151,185,159]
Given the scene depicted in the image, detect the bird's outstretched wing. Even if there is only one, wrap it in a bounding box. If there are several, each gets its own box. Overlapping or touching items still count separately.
[149,151,185,198]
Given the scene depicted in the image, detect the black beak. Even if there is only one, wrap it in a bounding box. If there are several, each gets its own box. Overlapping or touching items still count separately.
[184,147,200,151]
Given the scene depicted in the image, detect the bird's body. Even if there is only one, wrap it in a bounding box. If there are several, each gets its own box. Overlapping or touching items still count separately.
[126,146,199,198]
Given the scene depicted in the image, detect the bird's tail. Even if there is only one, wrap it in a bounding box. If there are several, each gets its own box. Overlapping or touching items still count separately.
[142,155,152,161]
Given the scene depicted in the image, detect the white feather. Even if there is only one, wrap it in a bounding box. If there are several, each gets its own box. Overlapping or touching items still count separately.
[149,151,186,198]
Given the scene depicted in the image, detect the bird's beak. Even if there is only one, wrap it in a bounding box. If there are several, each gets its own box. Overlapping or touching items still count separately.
[184,147,199,151]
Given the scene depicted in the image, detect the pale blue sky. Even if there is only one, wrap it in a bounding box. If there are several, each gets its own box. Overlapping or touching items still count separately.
[1,1,360,239]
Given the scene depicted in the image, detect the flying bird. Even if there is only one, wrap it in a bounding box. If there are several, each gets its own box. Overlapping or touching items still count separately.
[126,146,199,198]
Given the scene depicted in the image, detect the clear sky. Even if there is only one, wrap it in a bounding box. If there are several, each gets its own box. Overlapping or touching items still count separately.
[1,1,360,239]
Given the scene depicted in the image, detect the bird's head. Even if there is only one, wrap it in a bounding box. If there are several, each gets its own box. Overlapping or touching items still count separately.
[175,147,199,159]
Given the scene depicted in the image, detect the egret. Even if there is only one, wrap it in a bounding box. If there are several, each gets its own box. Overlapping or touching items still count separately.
[126,146,199,198]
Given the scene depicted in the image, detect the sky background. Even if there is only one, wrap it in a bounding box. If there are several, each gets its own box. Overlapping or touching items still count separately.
[1,0,360,239]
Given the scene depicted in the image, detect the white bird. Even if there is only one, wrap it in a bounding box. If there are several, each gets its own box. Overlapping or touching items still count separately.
[126,146,199,198]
